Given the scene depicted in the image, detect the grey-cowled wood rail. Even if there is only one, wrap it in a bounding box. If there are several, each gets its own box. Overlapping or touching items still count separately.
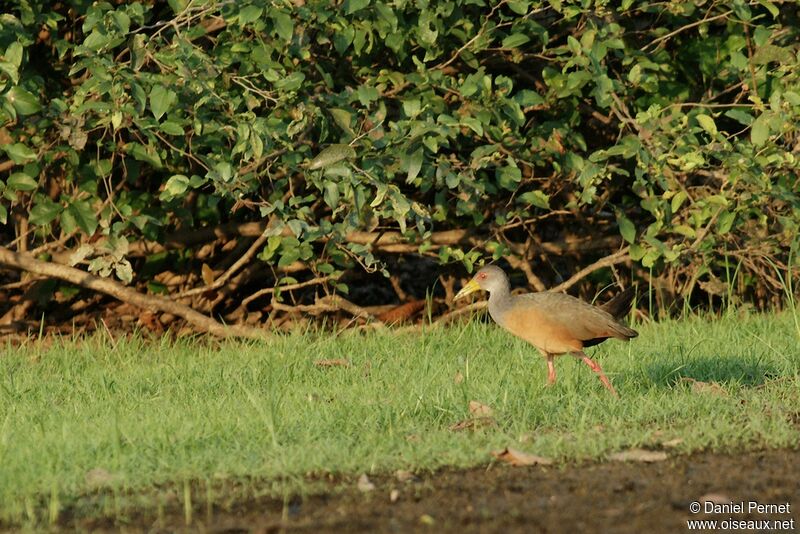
[454,265,638,397]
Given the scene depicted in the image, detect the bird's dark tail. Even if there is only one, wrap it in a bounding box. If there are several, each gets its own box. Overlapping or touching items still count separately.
[601,286,636,320]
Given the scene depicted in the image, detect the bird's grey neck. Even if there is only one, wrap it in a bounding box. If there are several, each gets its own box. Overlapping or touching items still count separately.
[487,280,511,325]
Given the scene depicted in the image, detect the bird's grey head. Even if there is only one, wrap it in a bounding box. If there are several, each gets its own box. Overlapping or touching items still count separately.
[454,264,509,300]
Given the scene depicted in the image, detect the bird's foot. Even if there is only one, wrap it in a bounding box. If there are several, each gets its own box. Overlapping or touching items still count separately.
[580,355,619,398]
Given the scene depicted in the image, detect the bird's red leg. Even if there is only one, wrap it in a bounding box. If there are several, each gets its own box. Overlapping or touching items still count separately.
[546,354,556,386]
[578,352,619,397]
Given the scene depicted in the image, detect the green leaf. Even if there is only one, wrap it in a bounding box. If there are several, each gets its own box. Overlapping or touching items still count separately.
[757,0,779,17]
[507,0,529,14]
[160,174,190,200]
[322,182,339,208]
[159,121,185,136]
[29,198,62,225]
[273,12,294,41]
[518,190,550,209]
[3,143,36,164]
[724,109,752,126]
[130,34,146,71]
[278,246,301,267]
[751,114,770,146]
[345,0,370,14]
[514,89,544,107]
[616,211,636,243]
[403,148,424,183]
[356,85,379,105]
[496,165,521,190]
[5,86,41,116]
[717,210,735,234]
[115,260,133,284]
[308,144,355,170]
[168,0,188,14]
[329,108,354,135]
[695,114,717,136]
[82,30,113,52]
[461,116,483,135]
[238,5,263,25]
[5,42,23,68]
[66,200,98,236]
[6,172,38,191]
[149,85,177,121]
[126,142,163,168]
[670,190,688,213]
[0,204,6,225]
[502,33,530,48]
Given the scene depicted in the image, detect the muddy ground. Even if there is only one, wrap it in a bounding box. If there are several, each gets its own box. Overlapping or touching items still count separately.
[59,449,799,533]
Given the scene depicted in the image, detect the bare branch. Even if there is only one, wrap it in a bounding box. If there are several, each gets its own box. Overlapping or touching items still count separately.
[0,246,267,339]
[176,221,277,298]
[435,301,487,325]
[242,275,334,307]
[549,248,631,293]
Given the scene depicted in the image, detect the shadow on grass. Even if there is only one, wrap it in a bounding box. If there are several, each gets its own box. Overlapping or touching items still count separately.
[643,355,781,388]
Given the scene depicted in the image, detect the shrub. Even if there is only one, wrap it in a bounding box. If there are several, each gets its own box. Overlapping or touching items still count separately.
[0,0,798,323]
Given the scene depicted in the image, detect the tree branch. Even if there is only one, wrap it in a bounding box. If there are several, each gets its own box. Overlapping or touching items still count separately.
[549,247,631,293]
[176,221,277,298]
[0,246,267,339]
[242,275,334,307]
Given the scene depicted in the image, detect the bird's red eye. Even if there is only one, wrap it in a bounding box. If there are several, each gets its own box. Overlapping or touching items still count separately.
[478,272,487,279]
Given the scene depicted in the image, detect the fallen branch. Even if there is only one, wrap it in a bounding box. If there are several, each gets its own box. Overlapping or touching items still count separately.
[0,246,267,339]
[435,301,487,325]
[505,255,547,292]
[271,294,383,325]
[176,221,277,298]
[242,275,334,307]
[124,223,621,258]
[549,247,631,293]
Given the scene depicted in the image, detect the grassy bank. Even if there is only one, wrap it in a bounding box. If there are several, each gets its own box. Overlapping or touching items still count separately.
[1,312,799,527]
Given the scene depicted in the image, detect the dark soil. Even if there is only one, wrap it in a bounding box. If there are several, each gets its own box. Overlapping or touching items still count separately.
[60,449,799,533]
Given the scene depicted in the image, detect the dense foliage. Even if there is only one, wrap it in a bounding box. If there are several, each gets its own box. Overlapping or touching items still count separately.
[1,0,798,321]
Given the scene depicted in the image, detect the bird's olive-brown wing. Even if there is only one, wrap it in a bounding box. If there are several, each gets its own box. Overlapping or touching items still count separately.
[499,292,627,354]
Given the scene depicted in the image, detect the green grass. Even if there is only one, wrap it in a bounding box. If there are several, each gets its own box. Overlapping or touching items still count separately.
[1,312,799,527]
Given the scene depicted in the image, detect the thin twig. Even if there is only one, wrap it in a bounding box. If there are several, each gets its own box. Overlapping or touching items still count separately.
[643,10,733,51]
[435,301,487,325]
[176,221,277,298]
[242,275,334,307]
[271,294,383,325]
[549,247,631,293]
[433,0,511,70]
[0,246,267,339]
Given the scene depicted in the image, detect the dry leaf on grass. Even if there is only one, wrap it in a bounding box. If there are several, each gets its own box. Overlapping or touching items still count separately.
[662,438,684,448]
[395,469,417,483]
[468,400,493,416]
[449,416,497,432]
[357,473,375,492]
[699,493,734,506]
[453,371,464,384]
[679,377,728,396]
[314,358,351,368]
[608,448,668,463]
[491,447,553,467]
[389,489,400,503]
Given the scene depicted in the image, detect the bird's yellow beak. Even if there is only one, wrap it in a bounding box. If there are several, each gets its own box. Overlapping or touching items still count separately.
[454,279,481,301]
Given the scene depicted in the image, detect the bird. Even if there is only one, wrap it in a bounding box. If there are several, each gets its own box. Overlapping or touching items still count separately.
[454,265,638,397]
